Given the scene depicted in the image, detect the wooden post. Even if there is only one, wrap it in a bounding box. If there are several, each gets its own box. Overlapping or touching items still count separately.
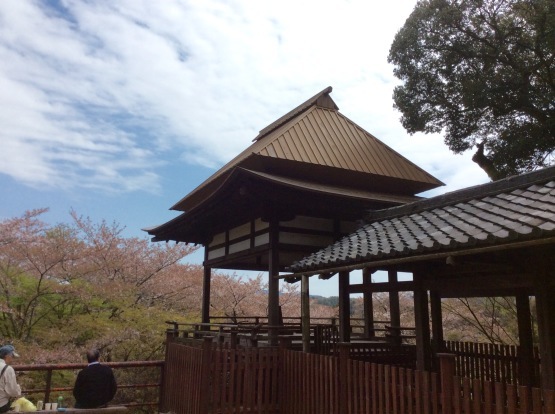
[301,274,311,353]
[158,360,166,413]
[279,336,292,350]
[268,217,280,346]
[362,268,375,338]
[338,271,351,343]
[413,272,431,371]
[313,324,323,354]
[534,266,555,390]
[516,294,536,387]
[388,270,401,345]
[438,353,455,414]
[160,328,175,412]
[200,336,213,414]
[430,290,444,369]
[163,323,178,409]
[338,343,350,410]
[201,263,211,325]
[44,368,52,405]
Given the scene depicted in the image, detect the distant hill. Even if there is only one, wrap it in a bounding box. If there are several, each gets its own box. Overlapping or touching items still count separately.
[311,295,339,307]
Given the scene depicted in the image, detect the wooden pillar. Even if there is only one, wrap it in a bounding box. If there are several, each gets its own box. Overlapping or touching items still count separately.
[268,218,280,345]
[413,271,431,371]
[338,271,351,343]
[438,353,456,414]
[534,267,555,390]
[388,270,401,345]
[301,274,311,353]
[516,294,536,387]
[201,260,211,325]
[430,290,444,357]
[362,268,375,338]
[199,337,214,413]
[338,343,351,409]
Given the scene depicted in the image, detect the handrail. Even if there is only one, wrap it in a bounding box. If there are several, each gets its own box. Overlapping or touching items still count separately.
[13,360,164,408]
[166,318,415,341]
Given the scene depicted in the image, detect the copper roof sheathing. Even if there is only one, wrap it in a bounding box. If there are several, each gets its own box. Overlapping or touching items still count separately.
[171,87,443,211]
[255,106,438,183]
[254,86,338,141]
[288,166,555,274]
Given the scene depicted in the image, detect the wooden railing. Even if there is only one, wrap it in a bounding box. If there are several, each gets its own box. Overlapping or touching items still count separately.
[165,318,415,352]
[162,338,555,414]
[338,342,417,369]
[167,322,338,355]
[444,340,541,386]
[14,360,164,410]
[163,337,555,414]
[207,316,405,339]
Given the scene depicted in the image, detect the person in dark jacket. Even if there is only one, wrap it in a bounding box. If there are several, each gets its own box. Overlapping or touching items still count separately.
[73,349,117,408]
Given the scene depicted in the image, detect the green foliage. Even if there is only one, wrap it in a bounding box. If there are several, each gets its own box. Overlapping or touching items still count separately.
[0,209,198,364]
[388,0,555,179]
[312,295,339,307]
[442,296,538,345]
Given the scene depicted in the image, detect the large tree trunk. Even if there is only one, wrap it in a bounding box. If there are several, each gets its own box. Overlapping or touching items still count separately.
[472,142,503,181]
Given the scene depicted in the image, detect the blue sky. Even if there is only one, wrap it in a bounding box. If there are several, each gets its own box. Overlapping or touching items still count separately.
[0,1,489,296]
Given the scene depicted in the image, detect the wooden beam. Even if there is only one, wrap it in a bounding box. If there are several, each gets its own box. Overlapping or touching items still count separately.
[349,280,414,294]
[422,274,534,291]
[349,278,533,298]
[444,255,521,273]
[439,287,534,298]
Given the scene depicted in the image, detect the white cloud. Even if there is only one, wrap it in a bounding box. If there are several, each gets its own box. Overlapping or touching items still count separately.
[0,0,488,194]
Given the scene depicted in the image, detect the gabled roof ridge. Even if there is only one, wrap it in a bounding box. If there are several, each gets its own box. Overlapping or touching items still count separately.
[253,86,337,142]
[366,166,555,222]
[170,106,321,210]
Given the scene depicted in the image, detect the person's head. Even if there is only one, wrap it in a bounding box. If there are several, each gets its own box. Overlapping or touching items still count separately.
[86,349,101,363]
[0,345,19,363]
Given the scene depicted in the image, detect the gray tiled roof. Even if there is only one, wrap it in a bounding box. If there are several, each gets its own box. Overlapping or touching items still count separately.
[288,167,555,274]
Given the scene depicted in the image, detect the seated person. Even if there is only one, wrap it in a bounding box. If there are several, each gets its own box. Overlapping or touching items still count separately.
[0,345,21,413]
[73,349,117,408]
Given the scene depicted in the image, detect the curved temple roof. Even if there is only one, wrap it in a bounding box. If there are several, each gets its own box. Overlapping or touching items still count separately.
[288,166,555,275]
[170,86,443,212]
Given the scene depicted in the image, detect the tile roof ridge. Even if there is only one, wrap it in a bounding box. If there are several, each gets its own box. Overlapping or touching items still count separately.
[253,86,338,142]
[366,166,555,222]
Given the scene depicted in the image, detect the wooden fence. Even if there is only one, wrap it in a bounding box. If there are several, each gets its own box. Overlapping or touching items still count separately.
[444,341,541,386]
[162,339,280,413]
[162,338,554,414]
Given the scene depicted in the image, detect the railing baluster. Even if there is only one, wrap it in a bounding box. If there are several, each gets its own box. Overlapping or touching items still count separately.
[45,368,52,404]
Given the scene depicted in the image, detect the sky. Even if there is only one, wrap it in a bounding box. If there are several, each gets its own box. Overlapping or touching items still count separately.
[0,0,490,296]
